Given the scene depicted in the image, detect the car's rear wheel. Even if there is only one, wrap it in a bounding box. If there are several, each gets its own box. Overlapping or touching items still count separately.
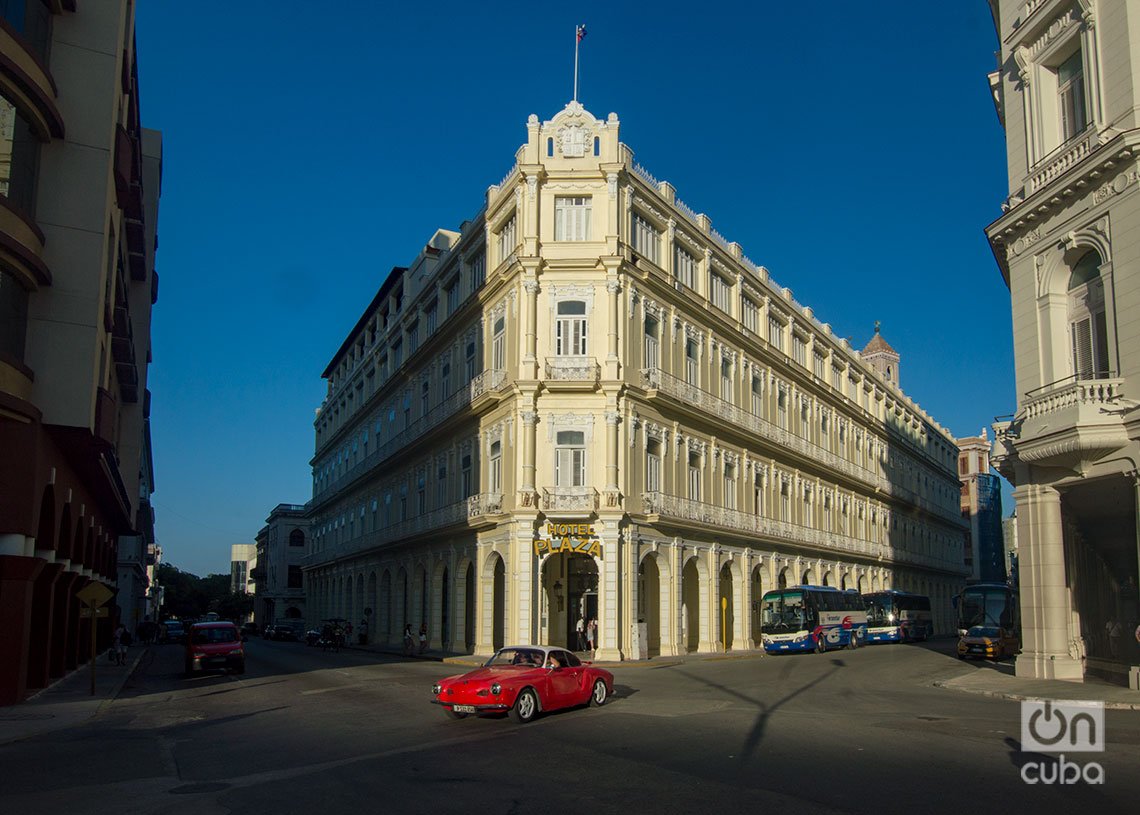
[509,688,538,723]
[590,679,607,707]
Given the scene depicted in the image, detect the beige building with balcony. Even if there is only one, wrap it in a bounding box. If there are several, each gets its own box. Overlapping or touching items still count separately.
[987,0,1140,687]
[304,101,968,660]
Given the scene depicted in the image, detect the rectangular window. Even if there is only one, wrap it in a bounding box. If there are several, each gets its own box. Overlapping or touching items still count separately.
[813,353,826,380]
[469,252,486,291]
[751,376,763,415]
[461,454,472,497]
[490,440,502,493]
[465,340,477,381]
[555,431,586,488]
[721,358,733,402]
[632,213,661,265]
[497,215,517,262]
[724,464,737,510]
[674,245,697,288]
[688,452,702,501]
[446,279,459,315]
[742,297,758,333]
[792,335,806,367]
[644,315,659,369]
[555,300,588,356]
[441,362,451,397]
[287,566,303,589]
[407,321,419,355]
[710,271,731,312]
[437,464,448,505]
[1058,49,1087,143]
[646,439,662,493]
[767,316,784,351]
[421,380,430,416]
[425,301,437,335]
[685,339,699,386]
[492,316,506,370]
[391,339,403,369]
[554,196,591,241]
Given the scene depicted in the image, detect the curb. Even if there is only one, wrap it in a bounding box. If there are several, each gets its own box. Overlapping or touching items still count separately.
[931,679,1140,711]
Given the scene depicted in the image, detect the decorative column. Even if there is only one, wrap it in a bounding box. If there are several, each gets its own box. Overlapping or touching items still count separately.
[596,520,625,662]
[522,275,539,379]
[520,410,537,507]
[605,279,621,369]
[1014,483,1083,680]
[604,410,620,507]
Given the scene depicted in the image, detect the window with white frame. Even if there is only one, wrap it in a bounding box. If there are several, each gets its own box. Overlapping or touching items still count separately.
[421,380,430,416]
[721,357,733,401]
[751,375,763,415]
[555,431,586,488]
[632,213,661,265]
[674,245,697,288]
[465,340,477,380]
[1057,48,1088,144]
[497,215,517,262]
[492,316,506,370]
[743,297,758,333]
[777,387,788,429]
[813,352,826,380]
[646,438,662,493]
[440,362,451,398]
[792,334,806,367]
[688,451,702,501]
[555,300,587,356]
[489,440,502,493]
[768,316,784,351]
[437,463,447,505]
[554,196,591,241]
[685,339,699,386]
[724,462,737,510]
[710,270,731,312]
[779,480,789,520]
[644,314,659,369]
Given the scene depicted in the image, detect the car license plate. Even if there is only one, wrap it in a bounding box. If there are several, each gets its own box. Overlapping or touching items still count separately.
[452,705,475,713]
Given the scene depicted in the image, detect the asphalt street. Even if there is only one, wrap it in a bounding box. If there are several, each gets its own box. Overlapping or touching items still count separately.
[1,638,1137,815]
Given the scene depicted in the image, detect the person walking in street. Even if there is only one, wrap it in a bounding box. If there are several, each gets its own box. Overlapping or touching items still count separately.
[588,618,598,653]
[418,622,428,654]
[575,616,586,651]
[403,624,415,656]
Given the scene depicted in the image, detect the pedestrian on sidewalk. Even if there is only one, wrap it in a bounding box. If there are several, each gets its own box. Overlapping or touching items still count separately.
[418,622,428,654]
[575,616,586,651]
[112,623,129,666]
[403,624,415,656]
[588,618,597,653]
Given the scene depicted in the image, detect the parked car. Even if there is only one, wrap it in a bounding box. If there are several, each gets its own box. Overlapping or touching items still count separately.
[240,622,259,637]
[957,625,1019,660]
[185,621,245,676]
[161,619,185,644]
[271,622,303,642]
[431,645,614,724]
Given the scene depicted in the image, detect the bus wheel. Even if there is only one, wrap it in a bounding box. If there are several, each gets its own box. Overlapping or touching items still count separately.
[847,633,858,650]
[815,635,826,654]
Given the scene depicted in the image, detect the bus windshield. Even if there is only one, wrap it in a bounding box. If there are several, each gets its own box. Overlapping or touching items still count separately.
[959,586,1013,631]
[865,594,893,626]
[761,590,807,634]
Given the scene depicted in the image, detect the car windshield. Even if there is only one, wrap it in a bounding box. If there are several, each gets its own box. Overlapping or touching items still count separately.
[485,648,544,667]
[192,627,238,644]
[966,626,1000,638]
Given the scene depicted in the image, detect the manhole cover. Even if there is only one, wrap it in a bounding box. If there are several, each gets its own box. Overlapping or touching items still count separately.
[169,782,231,795]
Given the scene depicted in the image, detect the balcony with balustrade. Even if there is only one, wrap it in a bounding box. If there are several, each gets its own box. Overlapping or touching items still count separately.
[993,374,1131,476]
[542,487,599,518]
[302,499,471,569]
[544,357,600,390]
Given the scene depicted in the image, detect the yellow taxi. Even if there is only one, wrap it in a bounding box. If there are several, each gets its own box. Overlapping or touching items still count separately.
[957,625,1018,660]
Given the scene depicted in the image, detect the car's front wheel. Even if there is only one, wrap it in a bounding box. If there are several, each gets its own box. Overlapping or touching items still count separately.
[509,688,538,724]
[590,679,607,707]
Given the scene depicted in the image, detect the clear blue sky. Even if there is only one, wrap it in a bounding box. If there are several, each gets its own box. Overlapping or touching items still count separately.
[136,4,1012,577]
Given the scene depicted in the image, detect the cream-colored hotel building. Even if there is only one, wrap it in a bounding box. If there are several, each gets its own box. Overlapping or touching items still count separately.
[988,0,1140,687]
[303,101,968,660]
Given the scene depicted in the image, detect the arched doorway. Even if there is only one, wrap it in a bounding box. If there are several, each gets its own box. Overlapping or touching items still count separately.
[718,562,734,651]
[858,574,869,594]
[801,568,814,586]
[491,554,505,651]
[637,553,662,657]
[750,565,764,647]
[395,568,408,640]
[464,561,475,651]
[777,567,788,589]
[542,552,598,650]
[681,557,702,653]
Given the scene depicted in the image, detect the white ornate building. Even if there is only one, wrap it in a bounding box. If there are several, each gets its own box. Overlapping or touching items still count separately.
[304,102,968,660]
[987,0,1140,688]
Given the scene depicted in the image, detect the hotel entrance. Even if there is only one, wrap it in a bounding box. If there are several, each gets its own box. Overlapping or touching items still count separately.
[542,552,598,650]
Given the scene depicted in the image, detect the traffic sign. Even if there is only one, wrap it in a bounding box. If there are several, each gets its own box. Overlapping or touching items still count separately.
[79,606,109,618]
[76,582,114,607]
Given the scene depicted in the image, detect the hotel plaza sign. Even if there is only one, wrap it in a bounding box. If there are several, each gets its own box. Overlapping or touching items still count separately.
[533,523,603,558]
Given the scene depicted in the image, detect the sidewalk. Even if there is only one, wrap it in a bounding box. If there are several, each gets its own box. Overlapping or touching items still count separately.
[0,646,148,746]
[934,664,1140,710]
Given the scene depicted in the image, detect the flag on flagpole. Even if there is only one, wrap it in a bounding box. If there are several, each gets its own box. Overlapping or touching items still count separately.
[577,24,587,42]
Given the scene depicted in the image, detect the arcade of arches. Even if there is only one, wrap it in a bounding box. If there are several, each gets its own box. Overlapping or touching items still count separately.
[305,532,962,659]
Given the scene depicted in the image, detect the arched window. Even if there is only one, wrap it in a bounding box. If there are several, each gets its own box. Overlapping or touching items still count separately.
[289,529,305,547]
[1067,250,1109,379]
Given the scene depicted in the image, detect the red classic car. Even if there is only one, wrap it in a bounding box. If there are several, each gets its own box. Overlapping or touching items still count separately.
[431,645,614,723]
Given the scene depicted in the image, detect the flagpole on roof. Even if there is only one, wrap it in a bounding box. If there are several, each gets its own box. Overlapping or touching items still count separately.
[573,25,580,102]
